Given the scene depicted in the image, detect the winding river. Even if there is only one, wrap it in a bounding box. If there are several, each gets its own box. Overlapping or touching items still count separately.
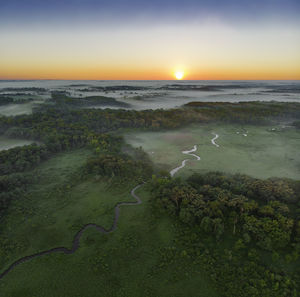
[170,145,201,177]
[0,134,221,280]
[0,184,143,280]
[211,133,219,147]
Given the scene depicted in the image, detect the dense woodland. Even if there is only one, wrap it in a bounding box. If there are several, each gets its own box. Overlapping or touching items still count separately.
[185,101,300,124]
[149,173,300,296]
[0,100,299,295]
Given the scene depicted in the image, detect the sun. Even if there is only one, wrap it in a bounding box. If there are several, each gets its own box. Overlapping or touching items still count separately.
[174,71,184,80]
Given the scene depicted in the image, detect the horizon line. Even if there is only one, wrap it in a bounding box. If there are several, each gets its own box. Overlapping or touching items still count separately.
[1,78,300,82]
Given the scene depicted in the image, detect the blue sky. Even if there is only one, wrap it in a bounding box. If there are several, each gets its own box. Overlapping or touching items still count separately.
[1,0,299,26]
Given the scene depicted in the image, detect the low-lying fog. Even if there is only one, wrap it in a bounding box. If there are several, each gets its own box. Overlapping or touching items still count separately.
[0,80,299,115]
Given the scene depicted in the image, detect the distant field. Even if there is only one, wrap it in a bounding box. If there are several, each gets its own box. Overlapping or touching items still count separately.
[0,136,36,151]
[0,103,34,116]
[125,123,300,179]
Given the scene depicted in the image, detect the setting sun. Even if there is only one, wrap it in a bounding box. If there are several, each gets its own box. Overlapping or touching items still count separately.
[174,71,184,80]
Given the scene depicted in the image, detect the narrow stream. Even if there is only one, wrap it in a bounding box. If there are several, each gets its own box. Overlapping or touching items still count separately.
[0,184,143,280]
[211,133,219,147]
[170,145,201,176]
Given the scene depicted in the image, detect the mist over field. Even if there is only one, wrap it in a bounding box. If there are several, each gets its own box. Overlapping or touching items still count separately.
[0,80,299,115]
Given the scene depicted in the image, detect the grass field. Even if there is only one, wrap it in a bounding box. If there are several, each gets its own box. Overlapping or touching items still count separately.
[0,148,132,267]
[2,123,299,295]
[125,123,300,179]
[0,186,218,297]
[0,148,218,296]
[0,136,36,151]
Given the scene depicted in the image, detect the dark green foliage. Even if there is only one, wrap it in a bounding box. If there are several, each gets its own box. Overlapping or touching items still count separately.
[85,152,152,181]
[0,173,35,216]
[188,172,297,203]
[149,172,300,296]
[0,106,208,138]
[0,144,49,175]
[151,172,299,249]
[184,101,300,124]
[86,137,153,181]
[50,92,130,108]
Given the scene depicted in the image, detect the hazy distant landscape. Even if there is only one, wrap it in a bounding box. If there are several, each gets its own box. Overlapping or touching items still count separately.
[1,80,299,116]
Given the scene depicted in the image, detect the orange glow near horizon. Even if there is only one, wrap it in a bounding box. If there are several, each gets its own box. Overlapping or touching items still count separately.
[1,58,300,81]
[1,21,300,80]
[1,64,300,80]
[1,22,300,81]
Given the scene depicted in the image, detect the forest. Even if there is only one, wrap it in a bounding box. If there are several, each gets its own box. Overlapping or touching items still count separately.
[0,101,299,296]
[149,171,300,296]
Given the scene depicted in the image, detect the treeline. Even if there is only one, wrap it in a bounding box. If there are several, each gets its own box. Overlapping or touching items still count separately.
[83,133,153,182]
[149,172,300,296]
[184,101,300,124]
[0,131,125,177]
[1,102,300,140]
[84,148,152,182]
[0,144,48,175]
[0,107,209,139]
[49,92,130,108]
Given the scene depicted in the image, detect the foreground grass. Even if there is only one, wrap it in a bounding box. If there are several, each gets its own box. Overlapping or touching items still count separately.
[0,148,133,282]
[0,148,217,296]
[0,149,218,297]
[0,185,218,297]
[125,123,300,179]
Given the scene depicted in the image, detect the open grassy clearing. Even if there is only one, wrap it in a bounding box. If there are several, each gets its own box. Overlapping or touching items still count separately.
[0,148,135,273]
[0,186,218,297]
[125,123,300,179]
[0,136,36,151]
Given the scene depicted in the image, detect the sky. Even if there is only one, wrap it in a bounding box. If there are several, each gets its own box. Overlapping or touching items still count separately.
[0,0,300,80]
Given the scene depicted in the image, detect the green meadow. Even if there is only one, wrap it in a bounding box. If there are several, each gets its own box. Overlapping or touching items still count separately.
[125,123,300,179]
[1,104,299,296]
[0,148,121,267]
[0,149,217,297]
